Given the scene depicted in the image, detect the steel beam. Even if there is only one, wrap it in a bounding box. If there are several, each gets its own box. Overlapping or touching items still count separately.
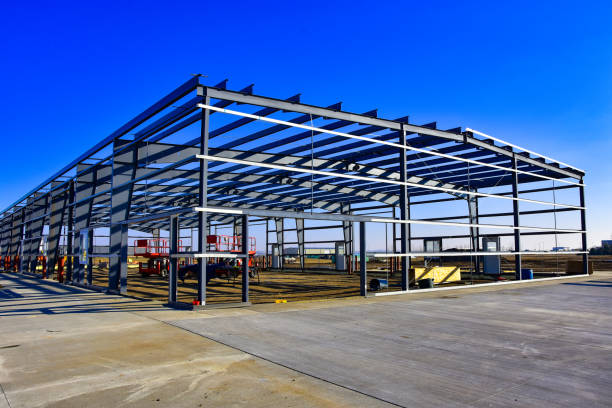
[0,77,199,216]
[200,86,583,180]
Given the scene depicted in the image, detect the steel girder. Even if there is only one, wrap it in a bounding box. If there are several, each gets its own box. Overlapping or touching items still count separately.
[202,85,583,181]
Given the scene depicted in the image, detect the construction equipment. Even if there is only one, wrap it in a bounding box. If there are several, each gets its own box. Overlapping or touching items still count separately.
[178,234,259,284]
[207,234,257,269]
[179,261,233,283]
[134,239,186,278]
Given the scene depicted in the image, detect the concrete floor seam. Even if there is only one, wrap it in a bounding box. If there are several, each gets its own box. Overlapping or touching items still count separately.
[170,323,405,408]
[0,383,13,408]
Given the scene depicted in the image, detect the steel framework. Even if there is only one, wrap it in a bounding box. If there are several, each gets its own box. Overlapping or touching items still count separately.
[0,77,588,305]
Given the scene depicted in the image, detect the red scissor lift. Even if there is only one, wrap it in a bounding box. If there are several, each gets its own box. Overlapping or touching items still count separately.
[206,234,256,267]
[135,239,186,278]
[208,234,260,284]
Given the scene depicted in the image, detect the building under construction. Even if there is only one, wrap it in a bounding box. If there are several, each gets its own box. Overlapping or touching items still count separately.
[0,77,589,306]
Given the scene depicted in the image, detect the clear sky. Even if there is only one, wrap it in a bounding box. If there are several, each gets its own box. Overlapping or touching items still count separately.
[0,1,610,248]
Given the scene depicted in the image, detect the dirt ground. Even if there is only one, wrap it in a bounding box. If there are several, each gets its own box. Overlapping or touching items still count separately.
[32,255,612,305]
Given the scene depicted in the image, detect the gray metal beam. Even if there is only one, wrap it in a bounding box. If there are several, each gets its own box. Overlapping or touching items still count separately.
[109,140,137,293]
[112,140,463,201]
[0,77,199,216]
[465,132,582,180]
[203,86,458,140]
[203,86,582,180]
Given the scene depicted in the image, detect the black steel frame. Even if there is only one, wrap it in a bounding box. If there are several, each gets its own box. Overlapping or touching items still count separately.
[0,77,589,305]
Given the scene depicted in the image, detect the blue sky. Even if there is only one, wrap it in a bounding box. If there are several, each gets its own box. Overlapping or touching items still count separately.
[0,1,610,248]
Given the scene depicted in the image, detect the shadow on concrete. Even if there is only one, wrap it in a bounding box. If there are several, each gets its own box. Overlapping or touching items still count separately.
[562,280,612,287]
[0,288,23,298]
[0,273,168,316]
[1,273,87,295]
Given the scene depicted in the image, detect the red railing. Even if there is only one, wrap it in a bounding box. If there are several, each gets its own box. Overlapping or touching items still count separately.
[134,239,186,257]
[206,235,256,254]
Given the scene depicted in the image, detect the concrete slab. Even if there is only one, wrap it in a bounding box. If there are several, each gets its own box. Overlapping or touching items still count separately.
[0,273,392,408]
[171,275,612,407]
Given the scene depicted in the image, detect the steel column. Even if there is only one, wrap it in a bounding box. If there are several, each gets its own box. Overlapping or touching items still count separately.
[168,215,179,304]
[87,229,94,286]
[295,217,305,271]
[359,222,366,296]
[265,219,269,268]
[0,219,8,262]
[21,198,34,273]
[10,210,24,271]
[579,182,588,274]
[66,181,74,282]
[109,141,137,292]
[399,126,409,290]
[512,157,522,278]
[233,217,241,241]
[24,195,48,273]
[241,214,249,303]
[197,93,210,305]
[467,189,481,274]
[275,218,284,269]
[47,182,68,277]
[73,164,96,284]
[392,207,397,275]
[18,210,25,272]
[341,203,352,273]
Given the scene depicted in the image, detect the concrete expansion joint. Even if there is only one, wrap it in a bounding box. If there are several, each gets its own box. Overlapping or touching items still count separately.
[0,383,13,408]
